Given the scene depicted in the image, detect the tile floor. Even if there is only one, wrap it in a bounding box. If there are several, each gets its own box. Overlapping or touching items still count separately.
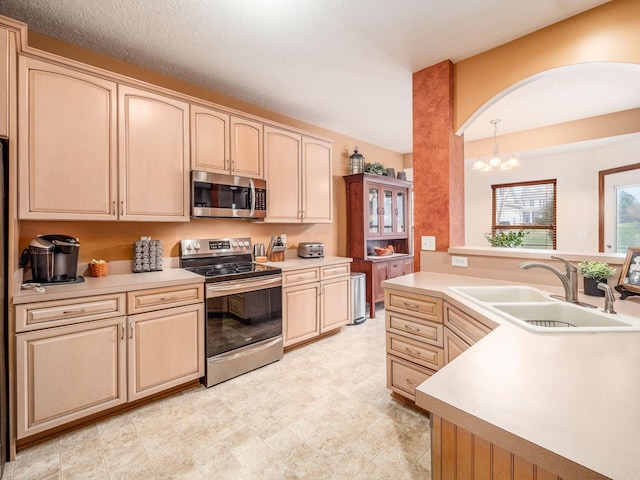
[2,310,431,479]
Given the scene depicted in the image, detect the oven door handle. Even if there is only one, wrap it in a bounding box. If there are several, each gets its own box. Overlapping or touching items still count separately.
[206,275,282,297]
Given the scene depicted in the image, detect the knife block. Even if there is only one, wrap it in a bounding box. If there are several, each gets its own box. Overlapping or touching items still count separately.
[268,251,285,262]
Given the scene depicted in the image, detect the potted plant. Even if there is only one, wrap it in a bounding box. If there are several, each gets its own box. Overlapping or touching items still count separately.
[484,230,527,248]
[577,261,617,296]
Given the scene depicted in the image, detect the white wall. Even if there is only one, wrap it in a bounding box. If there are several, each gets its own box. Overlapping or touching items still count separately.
[464,136,640,253]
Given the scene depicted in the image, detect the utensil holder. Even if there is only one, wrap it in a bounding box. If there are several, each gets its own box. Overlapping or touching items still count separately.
[269,251,285,262]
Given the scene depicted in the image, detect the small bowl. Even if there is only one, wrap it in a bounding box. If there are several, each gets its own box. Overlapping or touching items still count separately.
[255,256,268,263]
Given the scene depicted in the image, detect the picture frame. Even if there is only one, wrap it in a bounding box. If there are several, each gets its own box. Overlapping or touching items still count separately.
[617,247,640,293]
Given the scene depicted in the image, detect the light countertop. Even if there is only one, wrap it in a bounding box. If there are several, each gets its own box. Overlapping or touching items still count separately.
[13,268,204,305]
[382,271,640,480]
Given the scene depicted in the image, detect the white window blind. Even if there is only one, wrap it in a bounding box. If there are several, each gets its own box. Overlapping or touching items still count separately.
[492,179,557,249]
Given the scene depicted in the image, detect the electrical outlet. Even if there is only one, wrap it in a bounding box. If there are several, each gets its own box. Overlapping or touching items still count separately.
[451,256,468,267]
[421,236,436,251]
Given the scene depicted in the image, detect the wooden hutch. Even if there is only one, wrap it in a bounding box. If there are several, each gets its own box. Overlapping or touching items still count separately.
[344,173,414,318]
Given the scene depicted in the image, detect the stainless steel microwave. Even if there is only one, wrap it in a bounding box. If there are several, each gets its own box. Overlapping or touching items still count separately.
[191,171,267,219]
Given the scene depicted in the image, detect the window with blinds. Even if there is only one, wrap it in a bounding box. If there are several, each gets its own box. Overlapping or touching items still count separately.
[491,179,557,249]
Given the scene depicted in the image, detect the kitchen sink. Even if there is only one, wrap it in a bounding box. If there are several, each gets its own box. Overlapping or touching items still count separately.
[449,285,640,333]
[492,302,640,333]
[450,285,552,303]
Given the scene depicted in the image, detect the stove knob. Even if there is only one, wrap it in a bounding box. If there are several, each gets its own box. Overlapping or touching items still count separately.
[243,240,250,247]
[232,241,238,248]
[185,244,192,251]
[194,243,201,251]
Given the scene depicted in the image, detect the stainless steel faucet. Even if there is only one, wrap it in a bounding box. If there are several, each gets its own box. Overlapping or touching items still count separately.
[519,255,584,305]
[597,282,617,314]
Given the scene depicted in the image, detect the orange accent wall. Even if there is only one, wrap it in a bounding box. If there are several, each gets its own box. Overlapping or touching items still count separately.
[455,0,640,131]
[412,61,464,270]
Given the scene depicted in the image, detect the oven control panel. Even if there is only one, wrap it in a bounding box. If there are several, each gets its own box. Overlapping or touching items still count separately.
[180,237,252,258]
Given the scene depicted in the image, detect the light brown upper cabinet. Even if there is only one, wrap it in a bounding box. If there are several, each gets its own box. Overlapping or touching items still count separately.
[118,85,190,221]
[0,25,17,138]
[19,58,190,221]
[230,116,263,179]
[190,106,263,179]
[264,125,332,223]
[18,56,118,220]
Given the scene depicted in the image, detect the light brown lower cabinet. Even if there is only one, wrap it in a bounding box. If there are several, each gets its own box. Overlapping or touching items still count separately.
[282,263,350,347]
[16,284,204,439]
[16,317,127,438]
[127,303,204,402]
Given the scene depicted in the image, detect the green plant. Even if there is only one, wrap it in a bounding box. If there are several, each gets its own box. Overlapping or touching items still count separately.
[577,261,616,280]
[364,162,386,175]
[484,230,527,248]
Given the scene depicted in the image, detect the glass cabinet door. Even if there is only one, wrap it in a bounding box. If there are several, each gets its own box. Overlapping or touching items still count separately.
[368,187,380,234]
[383,189,393,233]
[396,190,406,233]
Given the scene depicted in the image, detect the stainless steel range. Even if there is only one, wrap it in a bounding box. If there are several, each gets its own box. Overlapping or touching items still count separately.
[180,237,283,387]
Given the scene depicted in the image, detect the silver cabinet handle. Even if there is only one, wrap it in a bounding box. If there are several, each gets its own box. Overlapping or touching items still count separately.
[404,324,420,332]
[62,308,85,315]
[129,321,133,339]
[159,296,178,302]
[120,201,124,216]
[403,302,420,310]
[112,201,116,215]
[121,322,125,340]
[406,379,420,388]
[405,347,421,356]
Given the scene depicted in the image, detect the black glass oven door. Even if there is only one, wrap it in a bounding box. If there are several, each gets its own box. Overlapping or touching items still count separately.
[205,280,282,357]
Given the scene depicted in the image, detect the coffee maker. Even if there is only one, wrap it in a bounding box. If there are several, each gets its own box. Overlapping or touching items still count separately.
[26,234,80,283]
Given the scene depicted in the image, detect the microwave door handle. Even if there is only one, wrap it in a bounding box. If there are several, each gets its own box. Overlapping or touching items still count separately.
[249,178,256,217]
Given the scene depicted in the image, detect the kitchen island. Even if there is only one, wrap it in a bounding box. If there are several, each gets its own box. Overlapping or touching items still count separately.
[383,272,640,480]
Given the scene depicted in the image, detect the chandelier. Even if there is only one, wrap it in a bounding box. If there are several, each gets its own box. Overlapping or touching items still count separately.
[472,119,519,172]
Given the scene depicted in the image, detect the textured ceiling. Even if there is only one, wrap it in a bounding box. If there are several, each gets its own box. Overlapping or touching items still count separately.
[0,0,621,153]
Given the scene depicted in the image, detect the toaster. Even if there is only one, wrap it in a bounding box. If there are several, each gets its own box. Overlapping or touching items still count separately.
[298,242,324,258]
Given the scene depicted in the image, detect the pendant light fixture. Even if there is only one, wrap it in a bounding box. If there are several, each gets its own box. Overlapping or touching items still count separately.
[472,119,519,172]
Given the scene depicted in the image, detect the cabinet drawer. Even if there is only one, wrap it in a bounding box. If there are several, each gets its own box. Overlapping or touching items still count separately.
[444,303,493,346]
[127,283,203,314]
[282,267,320,287]
[386,310,443,347]
[388,261,404,278]
[386,332,444,371]
[387,354,434,401]
[320,263,350,280]
[385,289,443,322]
[16,293,126,332]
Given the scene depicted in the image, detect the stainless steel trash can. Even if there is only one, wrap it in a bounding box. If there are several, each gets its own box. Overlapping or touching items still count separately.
[349,272,366,325]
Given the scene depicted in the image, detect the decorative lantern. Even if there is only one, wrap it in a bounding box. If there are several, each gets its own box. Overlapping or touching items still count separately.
[349,147,365,174]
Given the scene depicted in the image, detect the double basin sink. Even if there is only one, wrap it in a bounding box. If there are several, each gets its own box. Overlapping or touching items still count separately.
[449,285,640,333]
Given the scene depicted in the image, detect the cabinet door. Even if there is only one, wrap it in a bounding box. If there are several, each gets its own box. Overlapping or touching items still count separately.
[367,184,382,236]
[283,283,320,347]
[382,187,395,234]
[402,257,414,275]
[444,327,470,364]
[373,261,389,303]
[230,116,263,178]
[264,126,302,222]
[321,277,350,332]
[0,27,14,138]
[118,85,190,221]
[16,317,126,438]
[301,137,333,223]
[128,303,204,402]
[190,104,230,173]
[18,56,118,220]
[395,189,408,234]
